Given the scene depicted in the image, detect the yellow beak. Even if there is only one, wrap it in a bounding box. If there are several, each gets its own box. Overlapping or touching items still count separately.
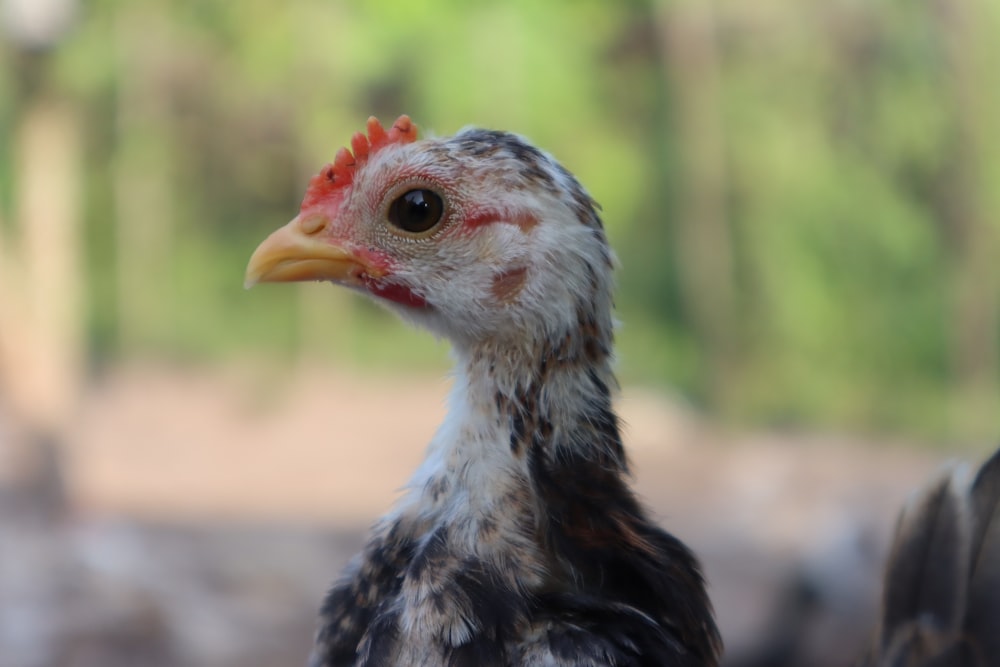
[244,215,384,289]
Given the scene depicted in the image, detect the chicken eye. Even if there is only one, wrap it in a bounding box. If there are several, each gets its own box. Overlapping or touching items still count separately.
[387,189,444,233]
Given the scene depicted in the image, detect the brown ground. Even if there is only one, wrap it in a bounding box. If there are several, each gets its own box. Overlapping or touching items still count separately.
[1,363,977,667]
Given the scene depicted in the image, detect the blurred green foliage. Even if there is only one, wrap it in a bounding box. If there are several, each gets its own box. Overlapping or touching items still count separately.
[1,0,998,441]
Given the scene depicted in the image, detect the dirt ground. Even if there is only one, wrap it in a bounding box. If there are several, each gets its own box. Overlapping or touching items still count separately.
[0,363,979,667]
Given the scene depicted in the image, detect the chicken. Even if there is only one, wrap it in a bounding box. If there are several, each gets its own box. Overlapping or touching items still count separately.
[245,116,722,666]
[861,446,1000,667]
[244,116,1000,667]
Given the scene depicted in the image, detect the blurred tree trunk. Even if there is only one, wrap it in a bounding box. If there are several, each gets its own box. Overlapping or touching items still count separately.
[655,0,736,406]
[934,0,998,439]
[0,66,82,515]
[0,90,83,435]
[113,5,175,353]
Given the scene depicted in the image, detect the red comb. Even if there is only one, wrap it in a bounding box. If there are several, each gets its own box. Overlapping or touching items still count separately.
[301,115,418,210]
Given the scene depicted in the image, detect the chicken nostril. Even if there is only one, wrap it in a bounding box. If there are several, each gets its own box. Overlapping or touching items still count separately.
[298,214,327,235]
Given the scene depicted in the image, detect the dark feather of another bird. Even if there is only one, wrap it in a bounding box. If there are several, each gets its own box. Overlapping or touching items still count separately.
[879,468,971,651]
[964,448,1000,662]
[864,445,1000,667]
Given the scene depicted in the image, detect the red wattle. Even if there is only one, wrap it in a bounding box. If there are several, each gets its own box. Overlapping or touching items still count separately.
[363,278,428,309]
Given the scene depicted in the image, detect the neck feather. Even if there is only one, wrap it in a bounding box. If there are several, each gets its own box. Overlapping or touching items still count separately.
[400,300,624,536]
[465,321,622,467]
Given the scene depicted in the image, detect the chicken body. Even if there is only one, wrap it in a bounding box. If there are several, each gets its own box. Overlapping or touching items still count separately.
[246,116,721,666]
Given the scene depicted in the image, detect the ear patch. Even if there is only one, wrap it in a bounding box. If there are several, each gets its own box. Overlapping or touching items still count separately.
[491,266,528,304]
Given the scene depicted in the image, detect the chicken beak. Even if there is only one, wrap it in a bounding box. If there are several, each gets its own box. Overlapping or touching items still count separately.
[244,214,382,289]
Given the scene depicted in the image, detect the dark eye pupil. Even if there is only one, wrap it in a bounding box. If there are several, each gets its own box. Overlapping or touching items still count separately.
[388,189,444,233]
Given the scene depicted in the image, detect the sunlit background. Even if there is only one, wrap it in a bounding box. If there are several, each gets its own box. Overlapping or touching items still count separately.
[1,0,998,665]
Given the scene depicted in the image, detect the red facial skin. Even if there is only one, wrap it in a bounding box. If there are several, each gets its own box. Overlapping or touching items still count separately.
[363,277,428,309]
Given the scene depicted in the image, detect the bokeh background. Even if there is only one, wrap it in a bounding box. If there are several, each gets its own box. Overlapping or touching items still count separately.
[1,0,998,666]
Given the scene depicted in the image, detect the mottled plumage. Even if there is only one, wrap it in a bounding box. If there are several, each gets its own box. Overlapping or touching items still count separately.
[246,116,721,666]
